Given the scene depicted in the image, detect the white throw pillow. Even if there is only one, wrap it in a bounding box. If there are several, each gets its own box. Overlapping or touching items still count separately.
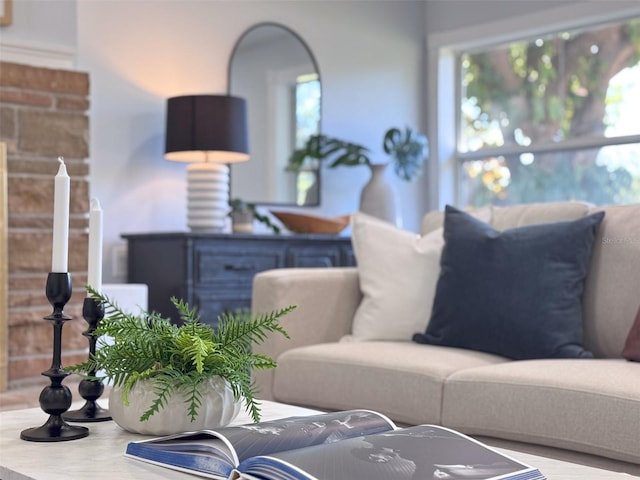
[343,212,444,342]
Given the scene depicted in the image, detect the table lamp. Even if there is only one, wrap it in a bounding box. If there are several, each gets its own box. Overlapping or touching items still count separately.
[165,95,249,231]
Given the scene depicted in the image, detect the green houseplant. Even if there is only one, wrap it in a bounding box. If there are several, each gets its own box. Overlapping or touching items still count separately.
[288,126,428,225]
[67,287,293,433]
[229,198,281,234]
[288,126,428,181]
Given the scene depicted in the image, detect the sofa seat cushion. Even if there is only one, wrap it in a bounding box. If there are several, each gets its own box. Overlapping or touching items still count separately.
[273,341,508,425]
[441,359,640,464]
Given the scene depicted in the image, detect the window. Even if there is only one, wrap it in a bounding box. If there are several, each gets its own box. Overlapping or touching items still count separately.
[456,17,640,207]
[293,73,321,206]
[294,73,321,149]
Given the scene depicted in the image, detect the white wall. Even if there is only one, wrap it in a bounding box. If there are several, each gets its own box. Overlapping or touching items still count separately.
[72,0,426,281]
[0,0,76,51]
[0,0,76,68]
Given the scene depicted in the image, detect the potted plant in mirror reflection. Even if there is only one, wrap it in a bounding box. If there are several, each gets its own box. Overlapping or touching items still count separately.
[66,287,293,435]
[229,198,281,234]
[288,126,428,181]
[288,127,428,225]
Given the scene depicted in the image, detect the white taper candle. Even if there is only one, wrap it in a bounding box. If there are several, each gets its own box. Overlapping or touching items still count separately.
[51,157,70,273]
[87,197,103,293]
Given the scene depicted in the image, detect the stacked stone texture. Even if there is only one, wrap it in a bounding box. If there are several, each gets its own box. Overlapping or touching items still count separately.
[0,61,91,389]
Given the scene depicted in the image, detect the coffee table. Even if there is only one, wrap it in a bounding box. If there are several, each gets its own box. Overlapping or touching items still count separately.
[0,400,635,479]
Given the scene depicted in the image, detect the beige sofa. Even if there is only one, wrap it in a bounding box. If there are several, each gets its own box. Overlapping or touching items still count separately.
[251,202,640,474]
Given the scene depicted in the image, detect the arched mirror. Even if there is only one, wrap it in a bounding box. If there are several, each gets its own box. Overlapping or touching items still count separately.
[228,23,321,206]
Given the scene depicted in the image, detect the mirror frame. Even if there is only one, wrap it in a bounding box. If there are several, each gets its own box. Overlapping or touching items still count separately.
[227,21,322,207]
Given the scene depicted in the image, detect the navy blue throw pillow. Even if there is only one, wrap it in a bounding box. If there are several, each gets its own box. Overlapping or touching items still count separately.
[413,206,605,360]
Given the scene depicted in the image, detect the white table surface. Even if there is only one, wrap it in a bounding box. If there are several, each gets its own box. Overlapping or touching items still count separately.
[0,400,636,480]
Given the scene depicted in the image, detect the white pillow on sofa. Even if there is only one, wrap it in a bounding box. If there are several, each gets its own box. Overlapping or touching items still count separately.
[343,212,444,342]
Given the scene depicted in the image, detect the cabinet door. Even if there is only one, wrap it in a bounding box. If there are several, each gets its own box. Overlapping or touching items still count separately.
[192,242,286,326]
[126,237,190,322]
[193,290,251,329]
[287,245,342,267]
[194,245,285,286]
[342,245,356,266]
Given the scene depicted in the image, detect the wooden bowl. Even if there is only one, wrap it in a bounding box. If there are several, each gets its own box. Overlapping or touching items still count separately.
[270,211,351,235]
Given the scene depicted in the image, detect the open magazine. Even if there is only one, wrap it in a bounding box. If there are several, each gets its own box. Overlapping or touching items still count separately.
[125,409,545,480]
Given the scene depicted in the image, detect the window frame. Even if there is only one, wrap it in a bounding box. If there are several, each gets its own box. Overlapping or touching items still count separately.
[426,2,640,210]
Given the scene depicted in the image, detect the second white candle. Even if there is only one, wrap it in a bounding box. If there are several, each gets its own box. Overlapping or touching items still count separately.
[87,197,103,293]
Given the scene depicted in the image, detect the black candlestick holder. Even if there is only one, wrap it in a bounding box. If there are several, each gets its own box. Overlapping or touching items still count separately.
[21,272,89,442]
[64,296,111,422]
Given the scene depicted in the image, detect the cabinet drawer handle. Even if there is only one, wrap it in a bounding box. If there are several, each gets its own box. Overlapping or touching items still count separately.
[224,263,257,272]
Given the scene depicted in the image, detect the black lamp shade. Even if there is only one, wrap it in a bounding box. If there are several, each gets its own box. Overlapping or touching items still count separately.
[164,95,249,163]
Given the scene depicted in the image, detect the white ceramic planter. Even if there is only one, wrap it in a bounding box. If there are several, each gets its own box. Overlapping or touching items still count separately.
[109,376,242,435]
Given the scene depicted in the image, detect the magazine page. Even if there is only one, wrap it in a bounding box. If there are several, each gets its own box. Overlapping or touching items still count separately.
[126,410,395,479]
[217,410,395,463]
[237,425,545,480]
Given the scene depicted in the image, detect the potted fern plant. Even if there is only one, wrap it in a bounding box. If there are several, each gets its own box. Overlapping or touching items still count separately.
[67,287,293,435]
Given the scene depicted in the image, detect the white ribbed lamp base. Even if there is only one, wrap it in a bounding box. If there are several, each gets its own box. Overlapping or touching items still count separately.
[187,162,230,231]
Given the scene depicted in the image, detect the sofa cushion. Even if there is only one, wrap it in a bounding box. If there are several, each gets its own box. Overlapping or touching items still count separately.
[490,201,591,230]
[420,206,491,235]
[414,206,605,360]
[421,202,588,235]
[622,305,640,362]
[347,212,443,341]
[273,341,508,426]
[583,204,640,358]
[441,359,640,465]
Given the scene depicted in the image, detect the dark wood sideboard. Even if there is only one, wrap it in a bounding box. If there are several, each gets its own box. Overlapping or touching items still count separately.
[122,232,355,327]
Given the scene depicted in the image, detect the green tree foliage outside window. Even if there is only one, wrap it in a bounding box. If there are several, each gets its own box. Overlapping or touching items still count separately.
[459,17,640,207]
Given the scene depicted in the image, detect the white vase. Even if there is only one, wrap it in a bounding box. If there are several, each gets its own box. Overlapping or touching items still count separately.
[109,376,242,435]
[359,163,402,227]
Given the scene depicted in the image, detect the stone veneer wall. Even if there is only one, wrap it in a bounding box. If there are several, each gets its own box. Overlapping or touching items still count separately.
[0,61,91,390]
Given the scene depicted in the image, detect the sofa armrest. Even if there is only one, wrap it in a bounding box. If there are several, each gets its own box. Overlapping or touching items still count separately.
[251,267,362,400]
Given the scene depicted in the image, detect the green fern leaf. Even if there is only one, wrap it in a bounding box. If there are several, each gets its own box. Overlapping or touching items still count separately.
[67,289,293,423]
